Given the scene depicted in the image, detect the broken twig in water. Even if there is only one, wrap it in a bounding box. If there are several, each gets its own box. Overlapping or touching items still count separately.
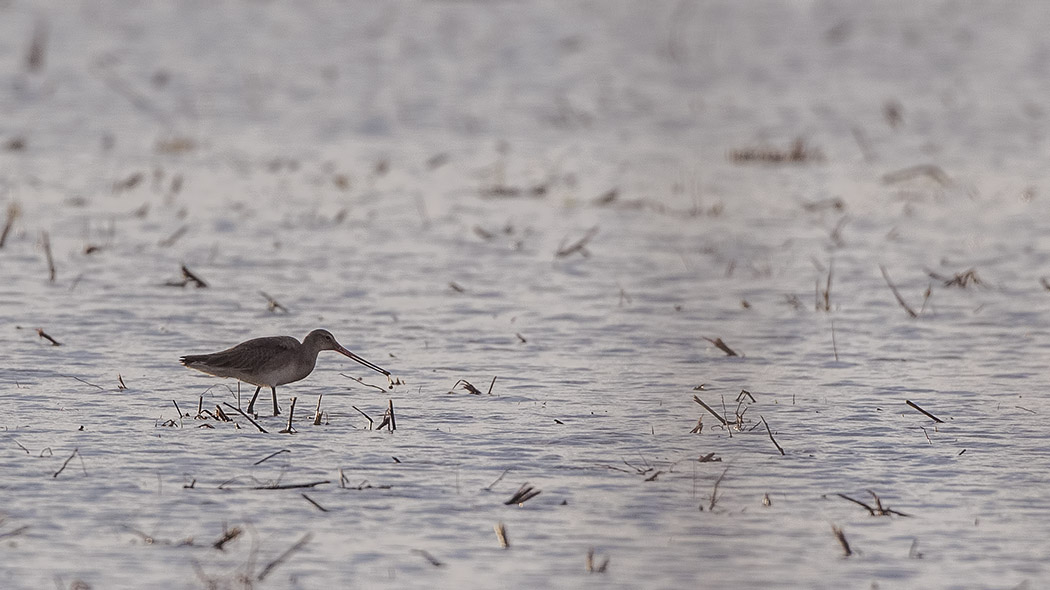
[212,526,242,551]
[0,202,20,248]
[905,400,945,423]
[505,483,541,505]
[706,466,729,511]
[342,373,386,392]
[313,395,323,425]
[556,226,599,258]
[53,448,81,478]
[729,138,822,164]
[253,449,291,466]
[835,490,911,517]
[259,291,288,313]
[879,265,918,318]
[494,523,509,548]
[301,493,328,512]
[376,399,396,431]
[451,379,484,395]
[279,396,298,434]
[253,481,329,490]
[831,524,853,557]
[586,548,610,573]
[703,337,739,356]
[881,164,951,186]
[412,549,444,567]
[222,402,268,433]
[351,405,374,430]
[693,395,729,426]
[37,328,61,346]
[484,468,512,491]
[761,415,786,455]
[41,231,56,282]
[257,533,312,581]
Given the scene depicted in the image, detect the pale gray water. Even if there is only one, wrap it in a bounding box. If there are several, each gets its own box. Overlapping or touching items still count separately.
[2,2,1050,588]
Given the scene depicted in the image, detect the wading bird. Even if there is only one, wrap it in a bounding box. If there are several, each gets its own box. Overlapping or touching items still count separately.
[180,329,389,415]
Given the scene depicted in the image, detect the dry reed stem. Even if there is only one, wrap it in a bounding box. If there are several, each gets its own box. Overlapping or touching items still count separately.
[879,265,918,318]
[703,336,739,356]
[41,231,55,282]
[351,405,374,429]
[556,226,599,258]
[313,395,323,425]
[258,533,312,581]
[505,483,541,505]
[761,416,786,455]
[212,526,242,551]
[280,396,297,433]
[37,328,61,346]
[222,402,268,433]
[905,400,944,423]
[881,164,951,186]
[831,524,853,557]
[53,448,80,478]
[494,523,509,548]
[0,202,20,248]
[412,549,444,567]
[253,450,290,466]
[301,493,328,512]
[692,395,729,426]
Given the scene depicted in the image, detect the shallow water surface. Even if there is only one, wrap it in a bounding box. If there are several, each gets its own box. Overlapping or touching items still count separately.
[2,2,1050,589]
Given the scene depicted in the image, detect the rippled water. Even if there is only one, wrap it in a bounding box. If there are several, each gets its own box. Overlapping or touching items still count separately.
[2,2,1050,589]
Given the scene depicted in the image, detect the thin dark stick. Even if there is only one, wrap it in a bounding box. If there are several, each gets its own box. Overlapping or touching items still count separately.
[386,399,396,431]
[0,203,20,248]
[158,225,188,248]
[280,396,298,434]
[257,533,312,581]
[253,449,291,465]
[351,405,374,430]
[905,400,944,423]
[484,468,512,491]
[708,466,729,511]
[37,329,62,346]
[181,264,207,288]
[831,524,853,557]
[411,549,444,567]
[504,483,541,505]
[836,493,876,516]
[555,226,599,258]
[761,416,786,455]
[53,448,79,478]
[253,481,329,490]
[703,336,739,356]
[487,376,497,395]
[879,265,918,318]
[313,395,323,425]
[831,320,839,361]
[301,493,328,512]
[222,402,269,433]
[42,231,55,282]
[212,527,242,551]
[12,438,30,454]
[692,395,729,426]
[67,375,102,390]
[342,374,386,392]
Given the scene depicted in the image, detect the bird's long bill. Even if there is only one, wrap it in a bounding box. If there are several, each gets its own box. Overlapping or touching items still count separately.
[335,345,391,376]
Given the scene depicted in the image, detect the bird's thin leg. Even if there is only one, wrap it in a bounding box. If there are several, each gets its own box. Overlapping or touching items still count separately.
[247,385,262,414]
[271,386,280,416]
